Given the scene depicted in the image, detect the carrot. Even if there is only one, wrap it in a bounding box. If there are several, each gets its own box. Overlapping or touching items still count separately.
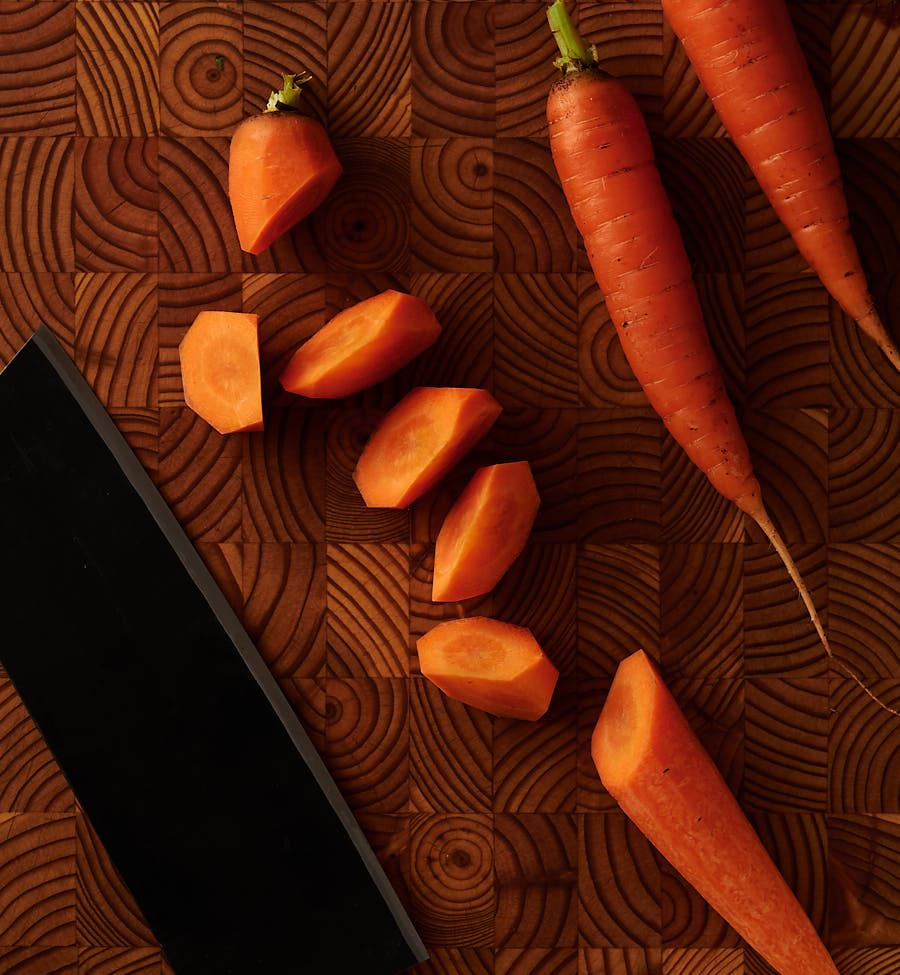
[417,617,558,721]
[433,462,540,602]
[593,650,839,975]
[354,387,502,509]
[662,0,897,371]
[546,2,845,674]
[229,73,342,255]
[179,311,264,435]
[280,290,441,399]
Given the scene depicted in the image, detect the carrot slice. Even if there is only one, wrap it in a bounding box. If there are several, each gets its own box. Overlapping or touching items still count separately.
[353,387,502,509]
[179,312,264,435]
[593,650,839,975]
[417,617,558,721]
[280,290,441,398]
[433,462,540,602]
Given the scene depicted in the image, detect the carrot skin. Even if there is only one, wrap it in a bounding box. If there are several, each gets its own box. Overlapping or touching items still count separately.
[593,650,839,975]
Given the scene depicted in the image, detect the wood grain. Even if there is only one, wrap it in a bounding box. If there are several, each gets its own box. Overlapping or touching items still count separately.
[494,813,577,949]
[577,679,615,814]
[660,949,742,975]
[411,1,494,138]
[0,0,74,137]
[0,272,74,366]
[0,947,76,975]
[407,948,492,975]
[76,948,161,975]
[661,20,724,140]
[831,948,900,975]
[579,948,663,974]
[75,1,158,138]
[74,138,157,272]
[496,948,577,975]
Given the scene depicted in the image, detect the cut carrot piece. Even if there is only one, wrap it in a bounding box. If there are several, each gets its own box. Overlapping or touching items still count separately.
[280,290,441,398]
[592,650,839,975]
[433,462,540,602]
[179,312,264,435]
[353,387,502,509]
[417,617,558,721]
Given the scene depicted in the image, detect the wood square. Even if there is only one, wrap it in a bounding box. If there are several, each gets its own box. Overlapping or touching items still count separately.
[830,948,900,975]
[407,949,493,975]
[493,678,576,813]
[326,542,410,677]
[0,273,74,366]
[495,2,565,139]
[280,676,327,754]
[832,4,900,138]
[76,1,158,137]
[109,407,158,476]
[492,543,576,676]
[77,948,161,975]
[156,407,242,543]
[411,139,493,273]
[242,542,326,678]
[409,676,492,813]
[744,408,828,544]
[577,678,616,814]
[829,543,900,678]
[327,3,410,138]
[745,275,829,409]
[158,137,241,273]
[0,137,74,271]
[496,948,577,975]
[829,276,900,409]
[242,405,326,543]
[159,2,242,138]
[243,2,327,125]
[577,274,645,409]
[76,811,154,946]
[494,813,577,949]
[312,137,410,274]
[75,138,158,272]
[829,409,900,542]
[578,2,664,136]
[0,680,72,813]
[324,407,410,543]
[157,271,242,406]
[0,1,75,136]
[580,949,663,974]
[323,677,408,814]
[75,272,157,408]
[744,679,828,812]
[659,543,743,679]
[661,949,742,974]
[194,541,242,616]
[0,948,77,975]
[408,814,494,948]
[579,813,661,948]
[743,541,829,677]
[829,679,900,813]
[576,410,662,544]
[493,138,577,273]
[655,139,746,274]
[0,813,75,944]
[411,2,494,138]
[494,273,578,408]
[241,272,327,403]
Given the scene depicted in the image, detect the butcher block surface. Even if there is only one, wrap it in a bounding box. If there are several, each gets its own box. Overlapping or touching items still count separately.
[0,1,899,973]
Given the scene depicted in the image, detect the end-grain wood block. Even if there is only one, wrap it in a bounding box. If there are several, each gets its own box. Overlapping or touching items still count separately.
[0,947,77,975]
[0,272,74,366]
[496,947,577,975]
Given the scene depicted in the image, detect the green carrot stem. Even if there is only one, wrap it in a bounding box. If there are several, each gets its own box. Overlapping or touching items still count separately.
[547,0,599,73]
[264,72,312,113]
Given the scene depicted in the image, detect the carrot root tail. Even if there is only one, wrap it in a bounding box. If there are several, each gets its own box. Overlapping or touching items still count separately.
[856,309,900,376]
[753,506,900,718]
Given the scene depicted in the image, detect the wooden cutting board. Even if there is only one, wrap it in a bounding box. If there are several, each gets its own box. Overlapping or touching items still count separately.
[0,2,899,974]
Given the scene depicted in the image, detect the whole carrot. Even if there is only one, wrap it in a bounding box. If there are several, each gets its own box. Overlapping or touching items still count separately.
[662,0,898,371]
[545,0,896,714]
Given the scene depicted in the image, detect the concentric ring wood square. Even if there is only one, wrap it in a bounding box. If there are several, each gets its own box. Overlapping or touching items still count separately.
[0,272,74,366]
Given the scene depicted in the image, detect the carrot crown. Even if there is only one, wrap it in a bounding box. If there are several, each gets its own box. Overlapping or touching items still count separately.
[547,0,599,73]
[264,72,312,113]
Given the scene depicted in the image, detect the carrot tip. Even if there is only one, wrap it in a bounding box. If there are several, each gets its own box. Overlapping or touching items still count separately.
[856,309,900,376]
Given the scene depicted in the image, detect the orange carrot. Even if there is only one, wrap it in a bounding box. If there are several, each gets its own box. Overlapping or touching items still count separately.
[433,462,540,602]
[179,311,264,435]
[229,73,342,255]
[418,617,558,721]
[280,290,441,399]
[662,0,898,371]
[354,387,502,509]
[545,2,834,659]
[593,650,839,975]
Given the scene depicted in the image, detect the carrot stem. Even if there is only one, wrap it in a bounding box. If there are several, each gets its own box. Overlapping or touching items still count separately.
[264,72,312,113]
[547,0,598,73]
